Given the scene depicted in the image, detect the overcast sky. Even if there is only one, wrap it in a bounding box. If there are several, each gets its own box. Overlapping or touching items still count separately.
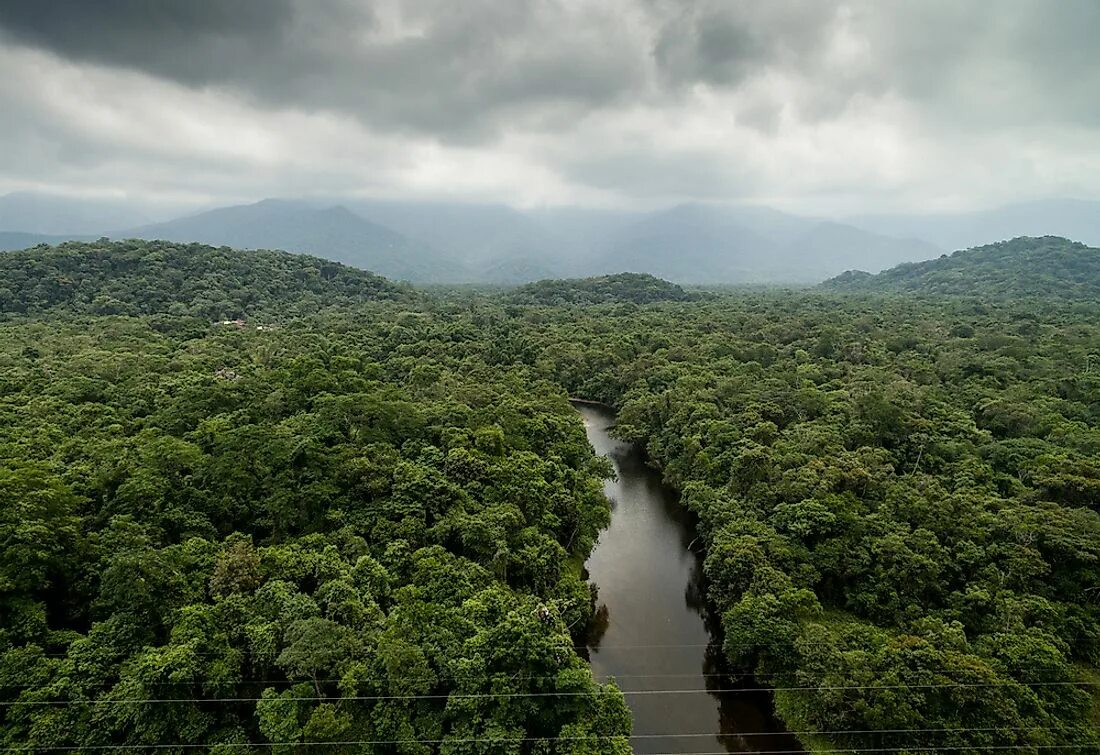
[1,0,1099,215]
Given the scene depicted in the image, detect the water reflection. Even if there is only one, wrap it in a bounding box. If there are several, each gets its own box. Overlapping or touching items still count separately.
[576,403,802,755]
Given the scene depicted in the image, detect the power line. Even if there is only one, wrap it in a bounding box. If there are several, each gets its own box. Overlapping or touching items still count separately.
[636,749,1095,755]
[3,680,1096,706]
[0,728,1077,750]
[653,749,1097,755]
[13,725,1069,748]
[1,741,1094,753]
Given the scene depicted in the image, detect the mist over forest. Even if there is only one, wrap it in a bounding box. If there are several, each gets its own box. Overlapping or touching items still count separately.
[4,192,1100,285]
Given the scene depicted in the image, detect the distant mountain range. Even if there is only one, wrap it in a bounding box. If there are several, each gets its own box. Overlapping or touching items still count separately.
[128,199,465,283]
[588,204,941,283]
[346,199,573,281]
[823,236,1100,300]
[2,191,1098,284]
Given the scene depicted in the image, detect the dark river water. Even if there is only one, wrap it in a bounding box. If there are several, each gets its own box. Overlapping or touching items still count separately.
[577,403,802,755]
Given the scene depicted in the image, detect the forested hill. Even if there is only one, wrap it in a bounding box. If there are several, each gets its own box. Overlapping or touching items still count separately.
[510,272,697,304]
[823,235,1100,298]
[0,239,409,319]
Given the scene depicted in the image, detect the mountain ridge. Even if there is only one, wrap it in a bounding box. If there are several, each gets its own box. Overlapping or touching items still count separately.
[0,238,409,319]
[593,203,943,283]
[126,199,468,283]
[9,191,1099,285]
[822,235,1100,299]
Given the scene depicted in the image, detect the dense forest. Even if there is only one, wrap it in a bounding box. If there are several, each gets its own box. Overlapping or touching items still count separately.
[1,238,1098,752]
[0,240,410,320]
[509,273,698,306]
[0,243,630,750]
[825,236,1100,300]
[524,292,1100,752]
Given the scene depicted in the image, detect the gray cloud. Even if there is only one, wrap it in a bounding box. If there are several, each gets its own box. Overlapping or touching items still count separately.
[652,1,835,88]
[5,1,1100,135]
[0,0,652,141]
[1,1,1100,211]
[0,0,329,91]
[647,0,1100,129]
[559,147,759,200]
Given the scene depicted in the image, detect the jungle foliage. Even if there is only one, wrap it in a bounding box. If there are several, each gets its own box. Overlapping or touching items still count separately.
[518,291,1100,752]
[1,238,1098,752]
[0,239,410,320]
[0,312,628,750]
[508,273,698,306]
[825,236,1100,300]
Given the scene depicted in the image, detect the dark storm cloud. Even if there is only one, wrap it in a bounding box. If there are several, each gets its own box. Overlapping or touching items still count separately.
[5,0,1100,139]
[0,0,317,111]
[651,1,834,88]
[0,0,299,66]
[2,1,1100,209]
[0,0,651,141]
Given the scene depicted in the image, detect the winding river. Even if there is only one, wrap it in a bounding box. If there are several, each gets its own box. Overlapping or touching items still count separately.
[577,403,802,754]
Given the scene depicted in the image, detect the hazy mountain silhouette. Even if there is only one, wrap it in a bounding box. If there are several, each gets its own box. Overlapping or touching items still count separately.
[594,204,942,283]
[10,191,1100,285]
[343,199,579,283]
[126,199,467,282]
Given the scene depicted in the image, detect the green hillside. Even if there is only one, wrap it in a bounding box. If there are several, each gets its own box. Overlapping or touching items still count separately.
[510,272,697,305]
[824,236,1100,298]
[0,239,409,319]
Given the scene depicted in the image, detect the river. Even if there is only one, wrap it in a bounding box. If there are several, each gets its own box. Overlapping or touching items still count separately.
[576,403,802,754]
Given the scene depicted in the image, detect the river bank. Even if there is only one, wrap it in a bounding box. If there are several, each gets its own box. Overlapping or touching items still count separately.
[575,402,801,754]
